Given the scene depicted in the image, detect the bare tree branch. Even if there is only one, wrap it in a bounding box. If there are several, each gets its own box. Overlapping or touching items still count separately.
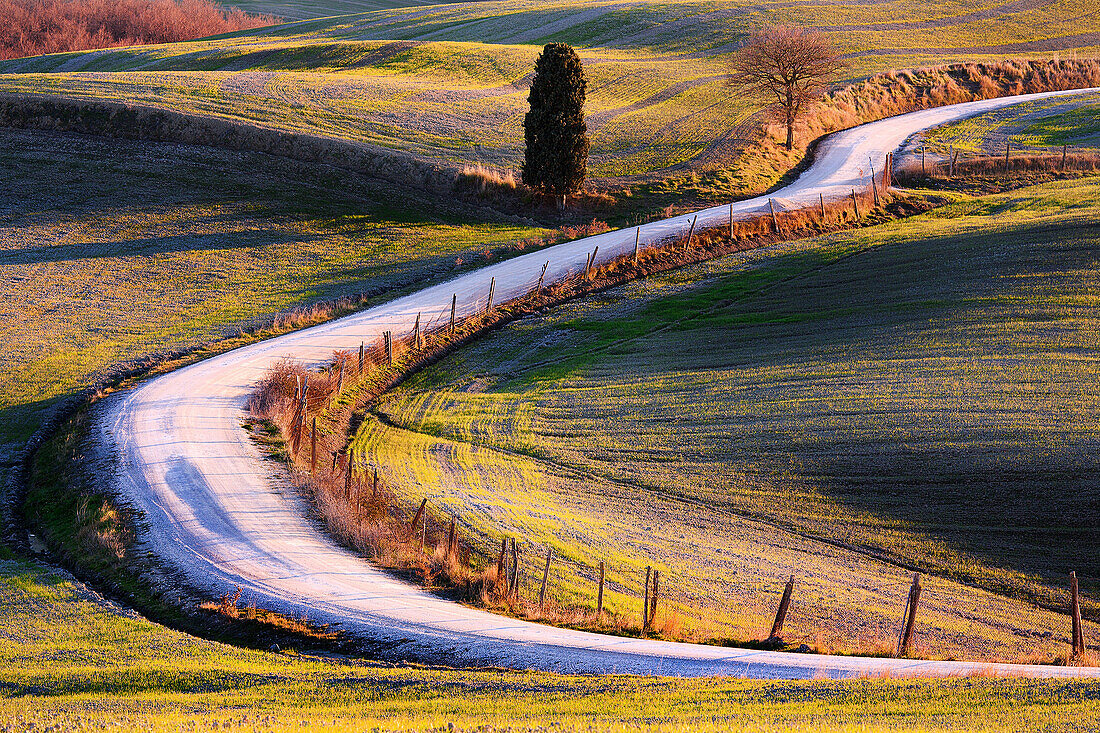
[729,25,846,150]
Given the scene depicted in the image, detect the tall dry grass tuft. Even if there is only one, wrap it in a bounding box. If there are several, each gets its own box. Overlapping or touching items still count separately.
[457,163,518,195]
[743,59,1100,182]
[814,60,1100,146]
[0,0,277,60]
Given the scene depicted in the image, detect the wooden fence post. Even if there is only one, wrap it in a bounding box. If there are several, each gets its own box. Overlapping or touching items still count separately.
[921,145,926,176]
[729,202,734,241]
[384,331,393,365]
[486,277,496,312]
[650,569,659,628]
[294,375,301,401]
[633,228,641,264]
[868,159,880,207]
[408,497,427,541]
[372,465,378,500]
[413,312,421,350]
[898,573,922,657]
[1072,571,1085,658]
[885,152,893,189]
[769,575,794,641]
[643,566,652,631]
[850,189,860,220]
[539,547,553,610]
[768,199,779,233]
[819,192,826,220]
[344,449,353,499]
[295,378,307,453]
[358,342,364,375]
[445,516,456,560]
[597,561,605,615]
[586,246,599,278]
[497,537,508,590]
[537,261,549,292]
[509,538,519,598]
[1005,140,1011,172]
[309,417,318,474]
[684,215,698,249]
[330,449,339,474]
[951,148,959,178]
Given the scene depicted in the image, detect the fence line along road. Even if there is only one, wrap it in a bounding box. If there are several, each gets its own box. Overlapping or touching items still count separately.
[98,88,1100,678]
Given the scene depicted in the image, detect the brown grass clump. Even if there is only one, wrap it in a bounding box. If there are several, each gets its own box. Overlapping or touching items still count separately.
[73,495,132,561]
[814,60,1100,148]
[457,163,518,195]
[0,0,277,61]
[201,585,340,641]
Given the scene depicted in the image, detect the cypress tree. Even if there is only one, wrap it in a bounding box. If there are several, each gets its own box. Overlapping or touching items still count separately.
[522,43,589,204]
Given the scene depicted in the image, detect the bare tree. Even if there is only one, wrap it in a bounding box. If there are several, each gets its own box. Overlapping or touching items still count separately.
[729,25,845,151]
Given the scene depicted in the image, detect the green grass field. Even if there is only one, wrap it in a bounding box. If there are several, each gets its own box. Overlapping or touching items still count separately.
[366,175,1100,659]
[223,0,454,23]
[3,0,1100,725]
[4,552,1100,732]
[924,90,1100,154]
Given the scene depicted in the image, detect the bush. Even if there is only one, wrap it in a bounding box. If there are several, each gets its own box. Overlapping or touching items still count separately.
[0,0,277,60]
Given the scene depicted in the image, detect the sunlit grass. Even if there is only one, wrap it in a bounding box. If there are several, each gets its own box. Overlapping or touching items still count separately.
[925,91,1100,153]
[3,0,1098,183]
[2,554,1100,731]
[370,176,1100,659]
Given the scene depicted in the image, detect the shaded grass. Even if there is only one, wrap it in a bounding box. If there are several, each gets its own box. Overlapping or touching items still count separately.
[0,127,548,452]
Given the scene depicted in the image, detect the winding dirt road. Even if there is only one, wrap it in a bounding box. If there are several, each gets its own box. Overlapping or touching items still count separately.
[98,89,1100,678]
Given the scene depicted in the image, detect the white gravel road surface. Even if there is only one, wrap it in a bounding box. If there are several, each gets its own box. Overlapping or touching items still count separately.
[98,89,1100,678]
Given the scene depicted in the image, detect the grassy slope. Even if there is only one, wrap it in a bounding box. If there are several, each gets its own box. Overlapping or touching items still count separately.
[222,0,454,23]
[3,0,1100,185]
[0,126,545,455]
[925,90,1100,154]
[369,176,1100,658]
[1,0,1099,721]
[3,553,1100,731]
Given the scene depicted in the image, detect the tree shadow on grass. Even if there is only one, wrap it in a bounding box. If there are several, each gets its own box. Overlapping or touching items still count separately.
[0,229,326,267]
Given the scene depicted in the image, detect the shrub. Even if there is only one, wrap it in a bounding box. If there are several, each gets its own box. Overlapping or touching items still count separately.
[0,0,277,60]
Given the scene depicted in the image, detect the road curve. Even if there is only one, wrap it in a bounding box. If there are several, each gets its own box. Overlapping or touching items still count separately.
[98,89,1100,679]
